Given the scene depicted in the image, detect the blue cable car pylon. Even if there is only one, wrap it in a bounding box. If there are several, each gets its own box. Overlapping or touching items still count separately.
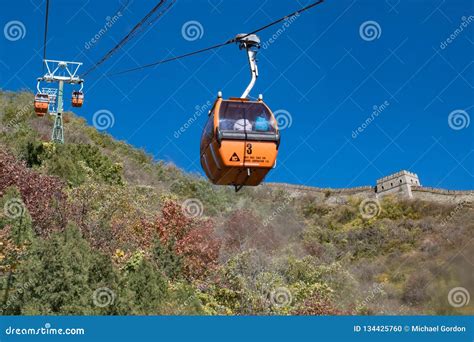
[35,59,84,144]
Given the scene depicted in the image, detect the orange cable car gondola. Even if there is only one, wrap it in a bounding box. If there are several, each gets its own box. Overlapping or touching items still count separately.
[71,90,84,107]
[34,93,49,117]
[200,34,280,191]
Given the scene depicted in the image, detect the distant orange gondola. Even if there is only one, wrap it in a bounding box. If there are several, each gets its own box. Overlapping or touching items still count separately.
[200,94,279,191]
[34,93,49,117]
[71,91,84,107]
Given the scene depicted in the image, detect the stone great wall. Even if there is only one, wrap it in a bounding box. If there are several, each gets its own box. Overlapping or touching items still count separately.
[264,171,473,205]
[264,183,374,204]
[410,186,474,204]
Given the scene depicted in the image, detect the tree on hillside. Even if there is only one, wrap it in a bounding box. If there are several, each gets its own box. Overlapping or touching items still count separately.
[116,256,168,315]
[0,187,34,314]
[152,200,220,280]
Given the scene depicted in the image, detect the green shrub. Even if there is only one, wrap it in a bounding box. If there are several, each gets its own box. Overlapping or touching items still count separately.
[6,225,117,315]
[117,258,168,315]
[40,143,123,186]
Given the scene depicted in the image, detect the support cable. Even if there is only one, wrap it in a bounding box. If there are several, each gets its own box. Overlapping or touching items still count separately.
[109,0,325,76]
[82,0,175,77]
[42,0,50,70]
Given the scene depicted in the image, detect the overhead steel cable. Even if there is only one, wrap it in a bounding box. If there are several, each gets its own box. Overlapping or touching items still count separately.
[109,40,233,76]
[109,0,325,76]
[244,0,325,37]
[42,0,50,69]
[82,0,175,77]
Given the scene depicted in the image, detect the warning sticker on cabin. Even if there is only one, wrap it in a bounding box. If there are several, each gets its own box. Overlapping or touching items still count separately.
[229,152,240,162]
[244,155,270,164]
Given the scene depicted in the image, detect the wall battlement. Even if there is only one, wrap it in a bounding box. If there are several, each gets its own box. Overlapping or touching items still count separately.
[377,170,418,182]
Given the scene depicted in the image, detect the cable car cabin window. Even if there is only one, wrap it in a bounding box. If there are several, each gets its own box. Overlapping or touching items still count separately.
[200,112,214,151]
[219,102,276,133]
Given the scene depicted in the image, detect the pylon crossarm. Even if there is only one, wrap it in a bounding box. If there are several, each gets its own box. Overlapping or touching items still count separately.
[41,59,84,84]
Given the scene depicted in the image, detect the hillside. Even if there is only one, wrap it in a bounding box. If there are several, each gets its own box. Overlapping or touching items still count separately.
[0,90,473,315]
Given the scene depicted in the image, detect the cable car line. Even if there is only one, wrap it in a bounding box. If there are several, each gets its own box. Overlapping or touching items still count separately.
[244,0,324,37]
[42,0,50,69]
[81,0,175,77]
[82,0,174,76]
[109,40,232,76]
[108,0,325,76]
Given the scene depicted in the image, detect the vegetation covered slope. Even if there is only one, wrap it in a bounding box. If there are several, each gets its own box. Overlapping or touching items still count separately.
[0,90,473,315]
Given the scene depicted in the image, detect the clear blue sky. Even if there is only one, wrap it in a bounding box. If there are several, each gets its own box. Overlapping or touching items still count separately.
[1,0,473,190]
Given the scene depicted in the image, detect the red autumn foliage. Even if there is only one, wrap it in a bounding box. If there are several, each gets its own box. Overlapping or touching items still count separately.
[0,149,67,235]
[152,200,220,280]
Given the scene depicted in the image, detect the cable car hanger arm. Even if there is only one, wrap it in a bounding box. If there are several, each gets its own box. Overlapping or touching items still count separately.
[236,34,260,99]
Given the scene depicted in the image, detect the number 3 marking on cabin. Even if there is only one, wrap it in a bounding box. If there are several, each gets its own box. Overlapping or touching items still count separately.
[246,143,253,155]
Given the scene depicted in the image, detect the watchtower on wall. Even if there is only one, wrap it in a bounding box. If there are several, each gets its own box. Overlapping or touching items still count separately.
[375,170,421,198]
